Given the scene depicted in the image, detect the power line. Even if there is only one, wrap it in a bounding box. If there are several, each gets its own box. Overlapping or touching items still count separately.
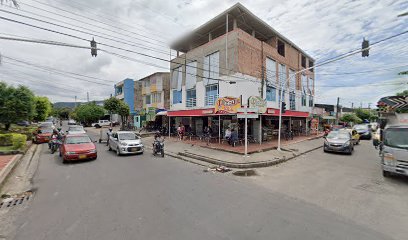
[0,35,92,49]
[1,59,113,86]
[26,0,170,45]
[2,55,115,83]
[315,64,408,75]
[3,3,171,53]
[0,9,171,56]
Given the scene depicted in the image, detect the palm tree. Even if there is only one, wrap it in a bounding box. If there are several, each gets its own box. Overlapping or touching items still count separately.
[0,0,19,8]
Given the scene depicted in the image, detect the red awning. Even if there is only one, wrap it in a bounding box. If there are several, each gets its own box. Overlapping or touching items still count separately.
[167,108,214,117]
[265,108,309,118]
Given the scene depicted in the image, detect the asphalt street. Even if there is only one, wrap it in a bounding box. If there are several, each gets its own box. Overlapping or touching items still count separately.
[8,125,393,240]
[252,139,408,240]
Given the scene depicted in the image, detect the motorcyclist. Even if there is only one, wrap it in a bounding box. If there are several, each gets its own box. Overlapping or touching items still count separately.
[49,129,60,149]
[153,131,164,152]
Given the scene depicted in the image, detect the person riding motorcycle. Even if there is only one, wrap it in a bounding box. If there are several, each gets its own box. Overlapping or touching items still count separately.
[153,131,164,155]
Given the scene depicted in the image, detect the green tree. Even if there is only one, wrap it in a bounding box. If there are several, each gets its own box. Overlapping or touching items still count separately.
[354,108,376,122]
[34,96,52,122]
[117,101,130,129]
[396,90,408,97]
[340,113,362,124]
[0,82,35,130]
[72,102,105,126]
[53,107,72,120]
[104,97,121,114]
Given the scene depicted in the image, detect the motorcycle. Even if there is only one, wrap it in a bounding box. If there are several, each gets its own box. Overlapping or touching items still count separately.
[152,140,164,157]
[50,136,61,154]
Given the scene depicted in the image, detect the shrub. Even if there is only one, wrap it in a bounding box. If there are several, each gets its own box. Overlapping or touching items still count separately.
[11,134,27,150]
[0,134,13,146]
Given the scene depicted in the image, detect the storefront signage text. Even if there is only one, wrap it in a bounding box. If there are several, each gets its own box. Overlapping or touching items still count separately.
[215,97,241,114]
[248,96,267,113]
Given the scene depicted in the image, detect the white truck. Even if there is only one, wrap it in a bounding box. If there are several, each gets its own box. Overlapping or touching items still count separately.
[91,120,111,128]
[379,113,408,177]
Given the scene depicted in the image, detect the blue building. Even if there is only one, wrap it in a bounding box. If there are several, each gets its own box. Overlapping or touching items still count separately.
[114,78,135,115]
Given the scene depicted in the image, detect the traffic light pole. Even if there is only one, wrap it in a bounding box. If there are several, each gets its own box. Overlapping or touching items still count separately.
[277,82,284,151]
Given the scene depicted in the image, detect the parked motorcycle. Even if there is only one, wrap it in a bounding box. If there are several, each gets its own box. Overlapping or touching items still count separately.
[152,140,164,157]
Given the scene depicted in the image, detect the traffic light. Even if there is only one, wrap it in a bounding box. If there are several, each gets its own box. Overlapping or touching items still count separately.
[281,102,286,113]
[362,38,369,57]
[90,38,97,57]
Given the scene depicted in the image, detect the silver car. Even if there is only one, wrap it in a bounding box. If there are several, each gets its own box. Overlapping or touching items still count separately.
[108,131,144,155]
[323,130,354,155]
[67,125,86,135]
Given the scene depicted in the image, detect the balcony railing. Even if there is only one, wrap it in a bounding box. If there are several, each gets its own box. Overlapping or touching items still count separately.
[205,94,218,106]
[186,98,197,108]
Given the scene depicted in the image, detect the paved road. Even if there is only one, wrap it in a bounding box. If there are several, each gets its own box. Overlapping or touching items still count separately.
[9,127,392,240]
[252,140,408,240]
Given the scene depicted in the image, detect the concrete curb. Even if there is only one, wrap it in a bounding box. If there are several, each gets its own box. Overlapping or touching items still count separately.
[0,144,37,189]
[178,145,323,169]
[0,155,22,189]
[197,135,323,155]
[145,145,208,167]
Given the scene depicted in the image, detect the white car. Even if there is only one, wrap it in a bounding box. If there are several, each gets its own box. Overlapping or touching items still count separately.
[67,125,86,135]
[67,119,76,125]
[108,131,144,155]
[92,120,111,128]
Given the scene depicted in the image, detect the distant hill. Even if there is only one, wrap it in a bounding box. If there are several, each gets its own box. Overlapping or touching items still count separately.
[53,100,105,108]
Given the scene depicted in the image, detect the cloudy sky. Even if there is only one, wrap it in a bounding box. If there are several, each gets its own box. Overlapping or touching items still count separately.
[0,0,407,106]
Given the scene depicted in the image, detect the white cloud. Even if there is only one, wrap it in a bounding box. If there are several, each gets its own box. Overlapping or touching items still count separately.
[0,0,406,104]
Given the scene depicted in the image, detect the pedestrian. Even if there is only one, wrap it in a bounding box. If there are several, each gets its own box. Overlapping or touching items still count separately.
[230,128,238,147]
[177,123,185,140]
[225,127,232,142]
[106,127,113,146]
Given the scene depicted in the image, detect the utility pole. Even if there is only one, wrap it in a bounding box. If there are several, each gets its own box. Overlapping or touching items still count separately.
[260,42,264,98]
[87,92,89,102]
[75,96,77,108]
[335,97,340,125]
[351,102,354,109]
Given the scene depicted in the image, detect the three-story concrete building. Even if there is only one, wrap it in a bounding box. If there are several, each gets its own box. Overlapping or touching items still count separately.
[168,3,315,140]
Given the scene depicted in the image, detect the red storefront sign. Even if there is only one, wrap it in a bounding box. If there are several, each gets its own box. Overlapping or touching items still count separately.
[167,108,214,117]
[265,108,309,117]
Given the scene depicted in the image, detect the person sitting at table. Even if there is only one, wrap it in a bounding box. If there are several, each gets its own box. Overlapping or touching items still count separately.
[230,128,238,146]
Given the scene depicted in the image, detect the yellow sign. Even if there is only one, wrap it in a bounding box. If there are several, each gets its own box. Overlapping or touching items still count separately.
[215,97,241,114]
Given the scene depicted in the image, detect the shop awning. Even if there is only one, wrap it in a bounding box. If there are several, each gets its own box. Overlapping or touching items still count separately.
[156,111,167,116]
[322,116,336,120]
[265,108,309,117]
[167,108,214,117]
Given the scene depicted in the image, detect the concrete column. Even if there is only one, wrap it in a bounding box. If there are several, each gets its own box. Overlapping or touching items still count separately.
[177,51,179,57]
[233,18,237,30]
[209,32,212,41]
[251,30,255,37]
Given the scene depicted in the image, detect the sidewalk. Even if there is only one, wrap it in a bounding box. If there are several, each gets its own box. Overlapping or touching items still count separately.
[144,135,323,168]
[0,154,22,188]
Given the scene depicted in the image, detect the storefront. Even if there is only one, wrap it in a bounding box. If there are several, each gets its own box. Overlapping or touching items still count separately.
[167,96,310,143]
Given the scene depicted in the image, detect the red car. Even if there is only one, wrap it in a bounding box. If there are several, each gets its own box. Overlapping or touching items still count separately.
[33,128,53,144]
[60,134,97,163]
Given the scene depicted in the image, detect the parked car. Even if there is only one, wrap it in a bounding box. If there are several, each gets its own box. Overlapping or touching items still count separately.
[67,125,86,135]
[323,130,354,155]
[67,119,77,125]
[33,128,53,144]
[39,122,54,129]
[16,121,30,127]
[91,120,111,128]
[60,134,97,163]
[353,124,372,139]
[108,131,144,155]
